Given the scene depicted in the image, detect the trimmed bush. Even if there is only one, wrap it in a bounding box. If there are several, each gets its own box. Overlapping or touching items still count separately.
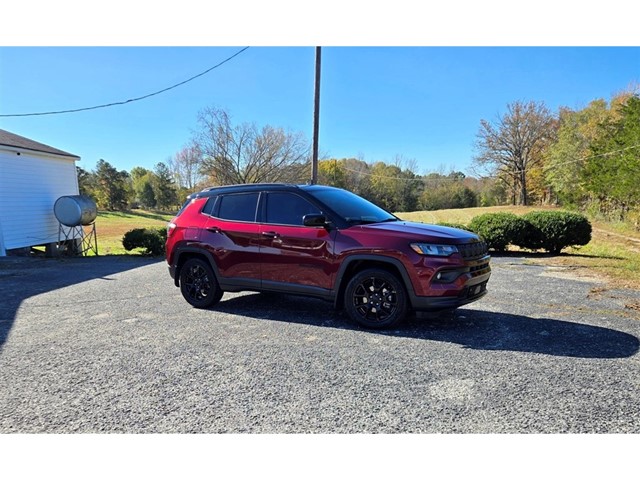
[122,227,168,256]
[468,212,531,252]
[520,211,592,254]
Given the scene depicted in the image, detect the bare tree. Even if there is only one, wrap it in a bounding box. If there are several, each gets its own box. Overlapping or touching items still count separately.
[473,100,556,205]
[169,142,204,191]
[193,106,310,185]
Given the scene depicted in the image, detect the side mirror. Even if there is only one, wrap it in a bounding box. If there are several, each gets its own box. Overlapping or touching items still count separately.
[303,214,330,228]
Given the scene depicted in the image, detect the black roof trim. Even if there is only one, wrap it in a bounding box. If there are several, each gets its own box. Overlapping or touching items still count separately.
[0,128,80,159]
[192,183,305,198]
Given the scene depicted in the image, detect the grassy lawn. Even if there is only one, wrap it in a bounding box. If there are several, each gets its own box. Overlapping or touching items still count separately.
[550,224,640,291]
[94,210,174,255]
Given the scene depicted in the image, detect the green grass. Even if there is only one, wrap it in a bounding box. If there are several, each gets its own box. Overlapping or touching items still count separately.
[94,209,174,255]
[554,229,640,290]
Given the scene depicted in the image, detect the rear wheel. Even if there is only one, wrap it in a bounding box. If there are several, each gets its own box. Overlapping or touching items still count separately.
[179,258,223,308]
[344,268,408,329]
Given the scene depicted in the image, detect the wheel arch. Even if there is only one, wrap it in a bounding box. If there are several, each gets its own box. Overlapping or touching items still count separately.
[172,246,220,287]
[333,255,416,310]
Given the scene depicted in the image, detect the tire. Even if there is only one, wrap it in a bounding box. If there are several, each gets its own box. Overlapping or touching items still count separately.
[344,268,408,329]
[179,258,223,309]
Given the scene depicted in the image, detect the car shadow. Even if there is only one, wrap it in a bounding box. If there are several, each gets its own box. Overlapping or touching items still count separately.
[215,293,640,359]
[0,255,162,349]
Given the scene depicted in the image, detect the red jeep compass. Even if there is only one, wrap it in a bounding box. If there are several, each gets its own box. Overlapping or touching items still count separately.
[166,184,491,329]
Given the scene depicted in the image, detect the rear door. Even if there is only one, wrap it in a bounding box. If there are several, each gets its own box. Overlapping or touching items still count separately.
[201,192,262,287]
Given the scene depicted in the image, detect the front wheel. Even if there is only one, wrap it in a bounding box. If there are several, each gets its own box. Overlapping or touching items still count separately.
[344,268,408,329]
[179,258,223,308]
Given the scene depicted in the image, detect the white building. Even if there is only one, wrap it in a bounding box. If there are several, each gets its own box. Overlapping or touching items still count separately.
[0,129,80,256]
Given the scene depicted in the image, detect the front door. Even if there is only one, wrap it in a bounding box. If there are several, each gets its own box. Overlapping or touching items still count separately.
[259,191,335,293]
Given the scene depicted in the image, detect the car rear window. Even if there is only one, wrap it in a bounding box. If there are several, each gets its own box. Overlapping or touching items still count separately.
[201,196,218,216]
[217,193,259,222]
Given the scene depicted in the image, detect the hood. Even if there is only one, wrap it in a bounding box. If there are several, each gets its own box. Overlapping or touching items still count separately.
[356,221,480,243]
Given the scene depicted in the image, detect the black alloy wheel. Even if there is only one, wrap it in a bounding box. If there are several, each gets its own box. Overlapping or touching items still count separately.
[179,258,223,308]
[344,268,408,329]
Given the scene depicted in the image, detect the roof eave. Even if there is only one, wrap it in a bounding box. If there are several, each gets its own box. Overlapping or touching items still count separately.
[0,144,81,161]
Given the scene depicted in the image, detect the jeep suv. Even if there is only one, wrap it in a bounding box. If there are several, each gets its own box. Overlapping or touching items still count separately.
[166,184,491,329]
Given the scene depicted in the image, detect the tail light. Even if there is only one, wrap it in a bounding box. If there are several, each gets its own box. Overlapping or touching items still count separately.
[167,222,177,238]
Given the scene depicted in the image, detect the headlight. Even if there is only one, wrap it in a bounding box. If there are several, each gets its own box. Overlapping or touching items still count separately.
[410,243,458,257]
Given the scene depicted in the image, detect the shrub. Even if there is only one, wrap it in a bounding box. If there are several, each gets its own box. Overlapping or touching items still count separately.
[468,213,531,252]
[122,227,167,256]
[520,211,592,254]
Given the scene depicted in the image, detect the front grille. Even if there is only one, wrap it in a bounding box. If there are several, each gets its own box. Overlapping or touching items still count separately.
[470,263,491,277]
[457,241,489,260]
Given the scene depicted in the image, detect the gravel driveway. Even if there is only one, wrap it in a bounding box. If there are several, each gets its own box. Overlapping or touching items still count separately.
[1,255,639,433]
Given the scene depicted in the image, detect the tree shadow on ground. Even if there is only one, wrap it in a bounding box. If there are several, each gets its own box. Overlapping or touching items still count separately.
[0,256,161,349]
[215,293,639,359]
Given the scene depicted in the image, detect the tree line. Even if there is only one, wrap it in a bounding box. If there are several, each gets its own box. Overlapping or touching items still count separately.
[474,89,640,225]
[79,90,640,227]
[78,160,179,211]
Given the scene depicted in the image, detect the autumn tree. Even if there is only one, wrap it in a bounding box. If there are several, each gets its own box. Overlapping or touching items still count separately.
[366,160,422,212]
[341,158,373,198]
[473,100,556,205]
[419,172,478,211]
[194,106,310,185]
[317,159,348,188]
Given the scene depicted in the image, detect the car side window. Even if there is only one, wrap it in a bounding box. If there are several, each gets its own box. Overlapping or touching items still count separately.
[265,192,320,226]
[201,195,218,216]
[217,193,259,222]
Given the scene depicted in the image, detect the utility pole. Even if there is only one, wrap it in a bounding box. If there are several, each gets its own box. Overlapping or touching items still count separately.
[311,46,321,185]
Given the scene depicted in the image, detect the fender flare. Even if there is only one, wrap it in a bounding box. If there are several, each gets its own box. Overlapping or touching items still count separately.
[171,244,221,287]
[333,254,417,308]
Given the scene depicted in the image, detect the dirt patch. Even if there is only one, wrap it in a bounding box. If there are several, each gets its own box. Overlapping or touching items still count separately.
[536,265,606,284]
[626,301,640,312]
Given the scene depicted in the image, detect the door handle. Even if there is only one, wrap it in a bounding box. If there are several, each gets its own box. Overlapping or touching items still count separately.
[261,231,280,239]
[207,226,221,233]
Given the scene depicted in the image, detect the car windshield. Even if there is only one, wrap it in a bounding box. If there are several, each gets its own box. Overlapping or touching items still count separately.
[308,188,398,225]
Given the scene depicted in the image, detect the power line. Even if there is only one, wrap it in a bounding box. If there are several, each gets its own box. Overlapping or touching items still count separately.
[0,47,250,118]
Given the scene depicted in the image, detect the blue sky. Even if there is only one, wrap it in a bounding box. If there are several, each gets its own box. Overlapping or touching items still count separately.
[1,46,638,177]
[2,0,639,179]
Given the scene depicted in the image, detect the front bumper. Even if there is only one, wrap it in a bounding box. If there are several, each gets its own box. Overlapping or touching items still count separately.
[410,279,489,311]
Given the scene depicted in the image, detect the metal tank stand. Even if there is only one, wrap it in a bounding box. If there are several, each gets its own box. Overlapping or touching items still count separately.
[57,222,98,256]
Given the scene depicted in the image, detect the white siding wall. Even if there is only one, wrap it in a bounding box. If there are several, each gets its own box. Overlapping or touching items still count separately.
[0,149,79,253]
